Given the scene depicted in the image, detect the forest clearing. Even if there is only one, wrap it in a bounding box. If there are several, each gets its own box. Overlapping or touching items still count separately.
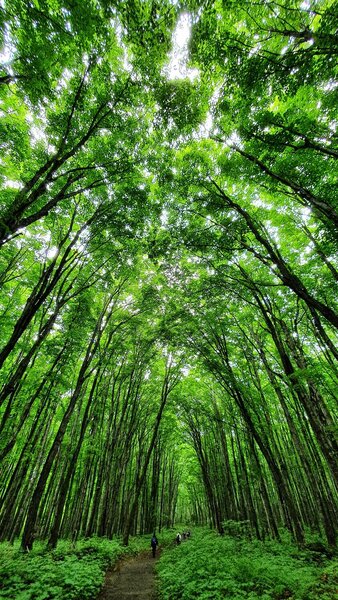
[0,0,337,598]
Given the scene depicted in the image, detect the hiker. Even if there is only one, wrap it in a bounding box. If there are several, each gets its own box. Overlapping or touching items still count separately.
[150,532,158,558]
[176,532,181,545]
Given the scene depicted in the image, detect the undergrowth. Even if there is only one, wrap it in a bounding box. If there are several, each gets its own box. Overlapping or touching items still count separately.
[0,535,146,600]
[156,528,338,600]
[1,529,336,600]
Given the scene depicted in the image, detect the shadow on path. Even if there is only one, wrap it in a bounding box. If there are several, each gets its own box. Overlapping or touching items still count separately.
[97,550,159,600]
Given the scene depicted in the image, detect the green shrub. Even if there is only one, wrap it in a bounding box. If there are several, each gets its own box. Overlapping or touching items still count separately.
[222,520,251,539]
[156,528,337,600]
[0,536,134,600]
[0,554,103,600]
[0,531,164,600]
[303,560,338,600]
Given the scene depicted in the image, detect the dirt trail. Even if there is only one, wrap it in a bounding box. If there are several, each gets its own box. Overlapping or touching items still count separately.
[97,550,159,600]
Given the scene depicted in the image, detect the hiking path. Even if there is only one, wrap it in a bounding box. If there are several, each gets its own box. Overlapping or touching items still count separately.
[97,550,159,600]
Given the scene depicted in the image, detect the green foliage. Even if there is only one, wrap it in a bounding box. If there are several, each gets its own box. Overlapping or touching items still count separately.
[154,79,209,133]
[1,0,118,104]
[0,0,337,587]
[304,561,338,600]
[222,520,251,539]
[0,536,135,600]
[115,0,177,71]
[157,529,337,600]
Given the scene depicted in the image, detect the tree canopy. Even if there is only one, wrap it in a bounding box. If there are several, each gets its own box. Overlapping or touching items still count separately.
[0,0,337,552]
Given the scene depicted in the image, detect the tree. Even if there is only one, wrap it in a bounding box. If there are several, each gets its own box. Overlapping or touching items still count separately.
[0,0,337,552]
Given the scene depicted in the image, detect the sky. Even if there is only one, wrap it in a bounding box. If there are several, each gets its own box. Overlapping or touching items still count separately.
[165,13,199,81]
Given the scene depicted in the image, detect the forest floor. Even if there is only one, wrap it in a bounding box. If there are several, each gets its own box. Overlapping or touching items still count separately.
[97,549,159,600]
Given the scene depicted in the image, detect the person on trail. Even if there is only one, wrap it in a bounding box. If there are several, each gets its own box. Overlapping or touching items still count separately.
[150,532,158,558]
[176,532,181,545]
